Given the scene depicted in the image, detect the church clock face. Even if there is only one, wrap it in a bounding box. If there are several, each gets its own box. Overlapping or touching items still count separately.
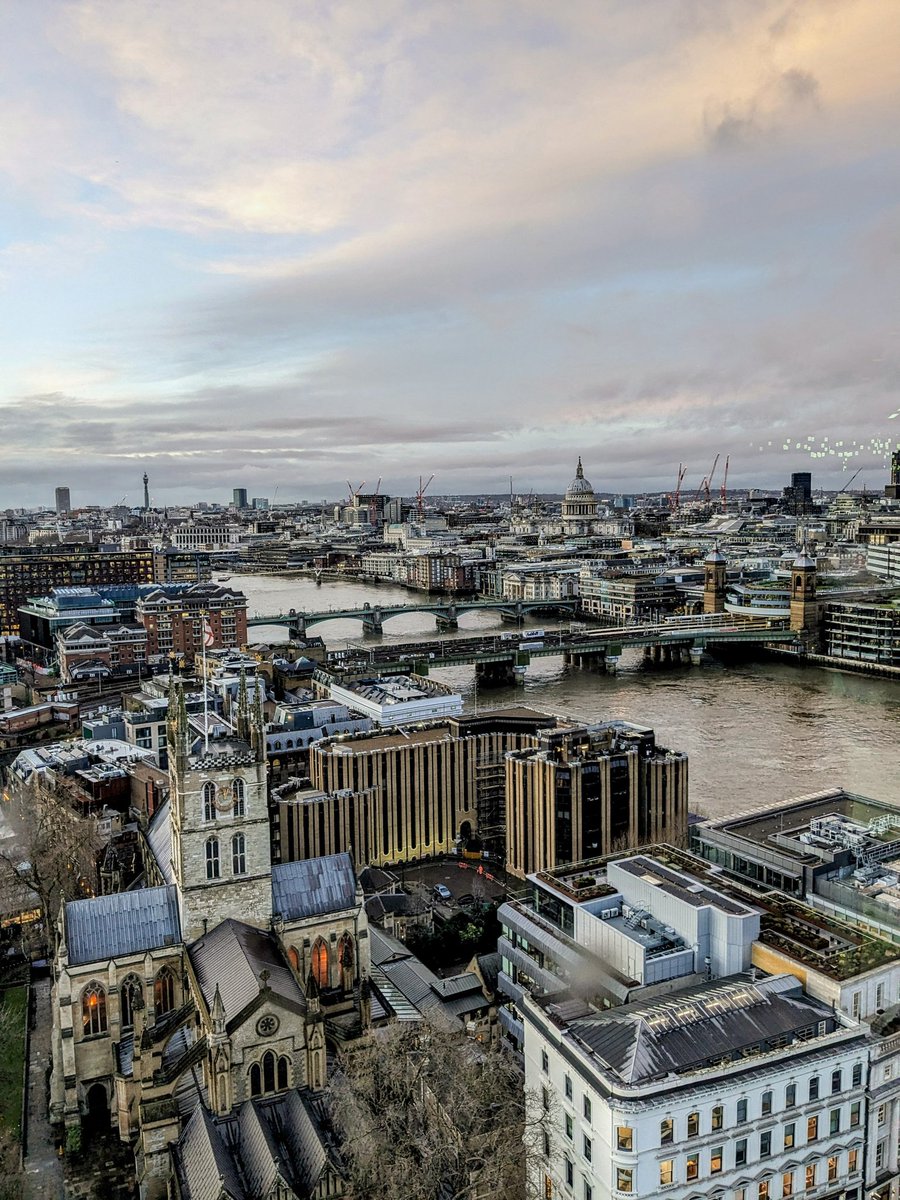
[256,1014,279,1037]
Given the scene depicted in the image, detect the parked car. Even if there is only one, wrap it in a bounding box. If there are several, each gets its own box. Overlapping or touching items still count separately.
[432,884,453,902]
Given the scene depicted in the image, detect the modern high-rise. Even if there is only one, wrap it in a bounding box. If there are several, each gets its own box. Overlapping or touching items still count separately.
[232,488,249,509]
[504,722,688,877]
[55,486,71,514]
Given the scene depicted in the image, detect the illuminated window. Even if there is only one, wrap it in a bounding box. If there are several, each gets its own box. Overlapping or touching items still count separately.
[659,1160,674,1186]
[827,1156,838,1183]
[805,1165,816,1191]
[312,938,329,989]
[82,983,107,1036]
[616,1168,632,1193]
[784,1122,795,1149]
[848,1149,858,1173]
[616,1127,632,1152]
[758,1183,769,1200]
[807,1116,818,1142]
[154,967,175,1015]
[782,1171,793,1197]
[710,1146,723,1174]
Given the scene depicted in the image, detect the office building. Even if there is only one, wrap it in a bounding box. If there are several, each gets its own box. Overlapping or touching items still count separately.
[504,722,688,878]
[324,674,463,727]
[232,487,249,509]
[55,486,71,514]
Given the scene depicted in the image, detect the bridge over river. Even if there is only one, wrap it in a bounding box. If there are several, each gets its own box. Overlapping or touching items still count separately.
[318,616,798,684]
[247,597,578,635]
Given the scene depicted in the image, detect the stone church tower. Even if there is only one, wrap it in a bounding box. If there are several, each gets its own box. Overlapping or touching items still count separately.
[168,679,272,942]
[789,544,819,639]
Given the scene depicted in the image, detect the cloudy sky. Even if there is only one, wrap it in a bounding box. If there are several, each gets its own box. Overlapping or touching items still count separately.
[2,0,899,507]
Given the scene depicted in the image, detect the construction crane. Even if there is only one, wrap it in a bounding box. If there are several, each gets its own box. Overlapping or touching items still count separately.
[346,480,366,507]
[670,464,687,511]
[836,467,864,496]
[720,455,730,512]
[694,453,720,504]
[416,474,435,523]
[368,477,382,527]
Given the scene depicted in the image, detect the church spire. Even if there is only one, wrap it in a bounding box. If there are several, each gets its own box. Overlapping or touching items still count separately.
[236,669,249,742]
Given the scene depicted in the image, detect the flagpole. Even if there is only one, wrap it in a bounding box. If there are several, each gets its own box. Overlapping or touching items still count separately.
[202,610,209,755]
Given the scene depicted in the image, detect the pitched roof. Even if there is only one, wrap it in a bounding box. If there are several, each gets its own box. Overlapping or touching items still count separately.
[175,1105,247,1200]
[276,1089,329,1193]
[146,798,174,885]
[65,885,181,967]
[271,852,357,921]
[188,919,305,1024]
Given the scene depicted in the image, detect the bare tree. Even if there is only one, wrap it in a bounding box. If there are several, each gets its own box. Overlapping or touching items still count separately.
[328,1013,552,1200]
[0,778,103,941]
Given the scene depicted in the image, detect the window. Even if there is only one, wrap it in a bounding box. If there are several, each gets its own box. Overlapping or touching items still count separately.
[203,781,216,821]
[876,1141,886,1170]
[206,837,220,879]
[735,1139,748,1167]
[850,1101,861,1127]
[686,1154,699,1182]
[852,1063,862,1088]
[232,832,246,875]
[120,975,141,1030]
[582,1135,591,1163]
[758,1183,769,1200]
[761,1090,773,1116]
[831,1068,842,1094]
[277,1056,288,1090]
[615,1127,632,1152]
[311,938,329,988]
[564,1114,573,1140]
[616,1168,632,1193]
[541,1087,549,1113]
[583,1095,592,1122]
[710,1146,723,1174]
[851,990,861,1019]
[829,1108,840,1135]
[784,1122,795,1149]
[848,1149,858,1173]
[807,1116,818,1142]
[583,1184,592,1200]
[876,982,885,1009]
[659,1160,674,1186]
[760,1131,771,1158]
[249,1062,261,1096]
[687,1111,699,1138]
[154,967,175,1015]
[785,1082,796,1108]
[544,1177,553,1200]
[782,1171,794,1197]
[660,1118,674,1145]
[711,1104,723,1130]
[808,1076,819,1101]
[82,983,107,1036]
[565,1159,574,1188]
[827,1156,838,1183]
[263,1051,275,1093]
[232,777,245,816]
[805,1165,816,1192]
[737,1098,748,1124]
[886,1062,894,1081]
[564,1074,573,1101]
[541,1050,549,1074]
[878,1103,886,1126]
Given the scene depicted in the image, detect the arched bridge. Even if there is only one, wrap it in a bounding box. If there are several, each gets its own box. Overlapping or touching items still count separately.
[247,597,579,635]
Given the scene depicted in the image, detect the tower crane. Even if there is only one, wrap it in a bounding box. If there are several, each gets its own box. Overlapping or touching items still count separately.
[670,464,687,511]
[346,480,366,507]
[836,467,864,496]
[416,474,435,523]
[720,455,730,512]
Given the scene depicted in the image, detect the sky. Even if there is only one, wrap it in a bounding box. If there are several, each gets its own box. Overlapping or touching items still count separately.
[1,0,899,507]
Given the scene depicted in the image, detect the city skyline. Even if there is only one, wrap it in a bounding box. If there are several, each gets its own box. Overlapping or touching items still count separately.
[2,1,900,504]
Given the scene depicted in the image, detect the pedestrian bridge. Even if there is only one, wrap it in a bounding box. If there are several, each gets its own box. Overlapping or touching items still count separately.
[247,597,579,634]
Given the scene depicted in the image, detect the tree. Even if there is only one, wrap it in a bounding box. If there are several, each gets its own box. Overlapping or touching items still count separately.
[328,1013,551,1200]
[0,777,103,942]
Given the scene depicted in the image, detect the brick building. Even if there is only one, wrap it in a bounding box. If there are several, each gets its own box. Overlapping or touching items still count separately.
[135,583,248,662]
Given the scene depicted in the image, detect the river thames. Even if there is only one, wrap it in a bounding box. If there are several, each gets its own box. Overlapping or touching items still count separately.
[229,572,900,819]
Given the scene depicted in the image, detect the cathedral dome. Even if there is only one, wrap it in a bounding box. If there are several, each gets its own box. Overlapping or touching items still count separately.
[565,457,595,500]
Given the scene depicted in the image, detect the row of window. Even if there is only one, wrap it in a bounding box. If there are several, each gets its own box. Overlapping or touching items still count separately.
[249,1051,290,1097]
[203,779,245,820]
[287,934,356,990]
[597,1151,858,1196]
[206,834,247,878]
[82,968,177,1036]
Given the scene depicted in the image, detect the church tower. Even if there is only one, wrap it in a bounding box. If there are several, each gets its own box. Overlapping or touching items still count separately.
[703,544,727,614]
[789,544,819,639]
[167,679,272,943]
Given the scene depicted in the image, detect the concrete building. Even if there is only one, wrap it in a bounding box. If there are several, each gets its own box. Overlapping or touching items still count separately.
[324,673,463,727]
[504,722,688,878]
[55,486,71,514]
[823,601,900,667]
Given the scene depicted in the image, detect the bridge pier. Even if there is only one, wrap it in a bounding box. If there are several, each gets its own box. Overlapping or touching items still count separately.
[605,654,620,675]
[476,660,516,687]
[361,607,384,635]
[435,613,459,631]
[689,643,705,666]
[564,649,607,671]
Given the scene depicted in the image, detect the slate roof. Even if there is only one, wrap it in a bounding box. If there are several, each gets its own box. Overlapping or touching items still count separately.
[271,852,357,921]
[175,1105,247,1200]
[276,1088,329,1193]
[368,928,485,1022]
[65,885,181,967]
[188,919,305,1024]
[476,951,501,994]
[146,798,174,885]
[563,973,837,1084]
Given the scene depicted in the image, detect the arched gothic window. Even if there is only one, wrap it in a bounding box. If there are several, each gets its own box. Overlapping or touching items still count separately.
[339,933,354,991]
[206,837,220,880]
[120,976,141,1030]
[154,967,176,1015]
[232,833,246,876]
[287,946,300,973]
[263,1051,276,1094]
[249,1062,262,1097]
[232,777,245,817]
[311,938,329,990]
[82,983,107,1036]
[203,781,217,821]
[277,1056,289,1090]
